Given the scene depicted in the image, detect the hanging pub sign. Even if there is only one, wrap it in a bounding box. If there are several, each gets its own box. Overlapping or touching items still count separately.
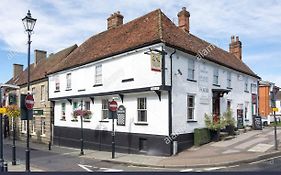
[117,105,126,126]
[150,52,161,72]
[237,109,244,129]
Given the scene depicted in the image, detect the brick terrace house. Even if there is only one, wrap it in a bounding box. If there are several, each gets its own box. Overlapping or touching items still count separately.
[47,8,259,156]
[6,45,77,145]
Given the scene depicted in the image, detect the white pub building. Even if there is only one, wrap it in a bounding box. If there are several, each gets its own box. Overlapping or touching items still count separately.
[48,8,259,156]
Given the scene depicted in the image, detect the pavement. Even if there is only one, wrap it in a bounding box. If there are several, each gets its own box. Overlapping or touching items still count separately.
[6,126,281,171]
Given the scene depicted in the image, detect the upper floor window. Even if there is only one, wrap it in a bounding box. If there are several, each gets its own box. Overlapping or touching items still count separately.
[227,72,231,88]
[55,77,60,91]
[95,65,102,85]
[66,73,71,90]
[101,99,109,120]
[40,85,45,101]
[41,117,46,136]
[187,59,195,80]
[73,102,78,111]
[187,95,195,120]
[31,87,36,95]
[137,98,147,122]
[244,77,249,92]
[213,67,219,85]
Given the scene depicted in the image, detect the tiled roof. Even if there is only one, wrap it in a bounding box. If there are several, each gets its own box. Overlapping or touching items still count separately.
[47,9,258,78]
[7,44,77,86]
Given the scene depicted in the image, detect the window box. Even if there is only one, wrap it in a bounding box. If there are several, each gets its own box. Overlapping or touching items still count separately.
[93,84,103,87]
[99,120,109,123]
[65,88,72,91]
[227,87,233,90]
[213,84,220,87]
[60,118,66,121]
[54,90,60,93]
[187,120,198,123]
[244,90,249,93]
[83,119,91,122]
[71,119,78,122]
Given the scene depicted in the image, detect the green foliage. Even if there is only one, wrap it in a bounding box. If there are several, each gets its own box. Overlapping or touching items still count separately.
[204,113,226,131]
[223,109,236,127]
[194,128,211,146]
[6,105,20,118]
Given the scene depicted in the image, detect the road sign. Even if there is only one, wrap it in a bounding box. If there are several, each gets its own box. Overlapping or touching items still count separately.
[0,107,6,114]
[272,108,279,112]
[25,94,34,110]
[109,100,118,112]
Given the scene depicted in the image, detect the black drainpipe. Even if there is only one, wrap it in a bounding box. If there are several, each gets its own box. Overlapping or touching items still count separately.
[169,49,176,155]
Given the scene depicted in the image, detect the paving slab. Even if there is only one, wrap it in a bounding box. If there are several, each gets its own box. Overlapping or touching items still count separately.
[235,137,268,149]
[248,144,274,153]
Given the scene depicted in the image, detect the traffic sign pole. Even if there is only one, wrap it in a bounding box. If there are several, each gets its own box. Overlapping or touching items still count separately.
[109,100,118,159]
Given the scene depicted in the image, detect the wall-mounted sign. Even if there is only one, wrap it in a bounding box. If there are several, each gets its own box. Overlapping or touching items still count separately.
[0,108,6,114]
[117,105,126,126]
[237,109,244,129]
[33,110,44,115]
[198,65,209,105]
[151,53,161,72]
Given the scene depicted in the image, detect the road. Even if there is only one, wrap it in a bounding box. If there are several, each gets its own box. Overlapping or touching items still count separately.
[3,138,281,172]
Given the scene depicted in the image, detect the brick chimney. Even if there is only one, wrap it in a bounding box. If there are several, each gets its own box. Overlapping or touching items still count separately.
[229,36,242,60]
[34,49,47,66]
[13,64,23,79]
[177,7,190,33]
[107,11,124,30]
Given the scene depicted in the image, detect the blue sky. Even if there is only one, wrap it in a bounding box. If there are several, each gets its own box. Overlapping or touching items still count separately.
[0,0,281,86]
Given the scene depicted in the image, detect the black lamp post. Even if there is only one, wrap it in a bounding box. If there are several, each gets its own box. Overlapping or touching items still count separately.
[22,10,36,172]
[0,87,4,172]
[80,100,84,156]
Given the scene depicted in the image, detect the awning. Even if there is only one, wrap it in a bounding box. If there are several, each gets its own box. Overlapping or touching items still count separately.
[212,89,230,97]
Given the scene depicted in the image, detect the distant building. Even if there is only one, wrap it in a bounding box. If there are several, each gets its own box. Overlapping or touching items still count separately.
[47,8,259,156]
[6,45,77,145]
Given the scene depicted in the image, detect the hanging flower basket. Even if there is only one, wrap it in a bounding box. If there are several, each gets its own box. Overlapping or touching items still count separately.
[72,109,92,122]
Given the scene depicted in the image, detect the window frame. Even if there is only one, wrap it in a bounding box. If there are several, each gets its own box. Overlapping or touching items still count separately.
[137,98,147,123]
[213,67,219,85]
[61,103,66,120]
[21,120,27,133]
[187,94,195,121]
[40,117,46,137]
[66,73,72,90]
[40,85,45,101]
[244,77,249,92]
[187,59,195,80]
[55,78,60,91]
[95,65,103,85]
[227,71,231,88]
[101,99,109,120]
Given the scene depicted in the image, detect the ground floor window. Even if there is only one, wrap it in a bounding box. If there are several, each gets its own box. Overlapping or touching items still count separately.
[21,120,27,133]
[61,103,66,121]
[245,102,249,120]
[31,119,36,135]
[187,95,195,120]
[227,100,231,110]
[137,98,147,122]
[41,117,46,136]
[102,99,109,120]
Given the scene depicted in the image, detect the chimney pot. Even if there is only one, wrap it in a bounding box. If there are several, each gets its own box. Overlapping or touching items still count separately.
[229,35,242,60]
[177,7,190,33]
[34,49,47,66]
[13,64,23,79]
[107,11,124,30]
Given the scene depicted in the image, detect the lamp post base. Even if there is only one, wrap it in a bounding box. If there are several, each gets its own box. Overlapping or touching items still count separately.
[12,145,16,165]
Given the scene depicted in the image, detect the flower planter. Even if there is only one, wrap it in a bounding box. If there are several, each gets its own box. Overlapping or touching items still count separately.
[210,130,220,142]
[225,125,235,136]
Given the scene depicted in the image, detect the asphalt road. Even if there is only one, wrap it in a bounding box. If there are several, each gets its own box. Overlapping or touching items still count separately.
[3,138,281,172]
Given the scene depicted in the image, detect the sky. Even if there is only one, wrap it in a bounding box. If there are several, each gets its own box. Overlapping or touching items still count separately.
[0,0,280,86]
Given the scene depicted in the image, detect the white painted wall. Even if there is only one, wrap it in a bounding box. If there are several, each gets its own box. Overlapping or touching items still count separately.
[166,47,259,134]
[54,92,169,135]
[49,45,164,99]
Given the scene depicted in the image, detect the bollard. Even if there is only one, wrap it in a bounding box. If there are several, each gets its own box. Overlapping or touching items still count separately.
[173,141,178,155]
[3,162,8,172]
[48,142,51,151]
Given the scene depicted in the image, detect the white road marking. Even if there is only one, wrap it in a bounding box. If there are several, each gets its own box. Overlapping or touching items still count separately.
[78,164,93,172]
[180,169,194,172]
[249,155,281,165]
[100,168,123,172]
[203,166,227,171]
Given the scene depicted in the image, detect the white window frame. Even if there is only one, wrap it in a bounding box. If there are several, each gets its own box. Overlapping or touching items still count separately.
[66,73,72,90]
[41,117,46,137]
[61,103,66,120]
[31,119,36,135]
[21,120,27,133]
[55,78,60,91]
[137,98,147,123]
[101,99,109,120]
[213,67,219,85]
[244,77,249,92]
[227,72,231,88]
[95,65,102,85]
[187,59,195,80]
[85,101,91,111]
[187,94,195,121]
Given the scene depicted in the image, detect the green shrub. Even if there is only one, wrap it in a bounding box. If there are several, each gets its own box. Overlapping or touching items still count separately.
[194,128,211,146]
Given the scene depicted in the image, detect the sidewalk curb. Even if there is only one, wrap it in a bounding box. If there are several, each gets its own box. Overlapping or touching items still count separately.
[99,150,281,169]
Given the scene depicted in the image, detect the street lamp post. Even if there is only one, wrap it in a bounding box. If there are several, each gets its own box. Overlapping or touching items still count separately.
[22,10,36,172]
[80,100,84,156]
